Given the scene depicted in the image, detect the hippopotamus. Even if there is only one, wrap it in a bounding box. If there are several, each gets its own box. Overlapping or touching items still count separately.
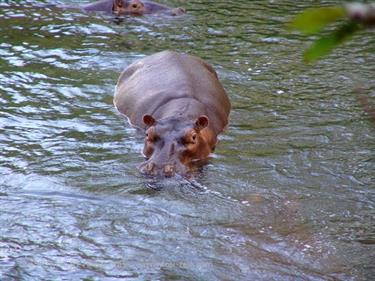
[68,0,185,16]
[114,51,231,177]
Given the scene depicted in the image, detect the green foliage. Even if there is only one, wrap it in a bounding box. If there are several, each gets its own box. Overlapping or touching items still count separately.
[289,5,366,63]
[303,22,361,62]
[289,6,347,34]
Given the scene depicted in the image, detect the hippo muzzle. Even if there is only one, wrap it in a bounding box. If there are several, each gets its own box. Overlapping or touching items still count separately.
[139,159,187,177]
[139,136,188,177]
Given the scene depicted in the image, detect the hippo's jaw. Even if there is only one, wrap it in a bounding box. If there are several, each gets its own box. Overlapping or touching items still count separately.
[139,157,188,177]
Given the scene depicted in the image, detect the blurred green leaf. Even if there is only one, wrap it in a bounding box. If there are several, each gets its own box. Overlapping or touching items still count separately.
[303,22,361,63]
[290,6,347,34]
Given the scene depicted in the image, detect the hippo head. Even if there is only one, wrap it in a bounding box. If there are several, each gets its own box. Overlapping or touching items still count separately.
[113,0,145,16]
[139,114,212,177]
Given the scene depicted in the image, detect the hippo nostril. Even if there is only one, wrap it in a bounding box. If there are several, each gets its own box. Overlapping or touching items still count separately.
[140,162,156,175]
[146,162,155,171]
[163,164,175,177]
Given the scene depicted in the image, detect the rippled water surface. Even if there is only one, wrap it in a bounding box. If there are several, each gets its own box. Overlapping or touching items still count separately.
[0,0,374,280]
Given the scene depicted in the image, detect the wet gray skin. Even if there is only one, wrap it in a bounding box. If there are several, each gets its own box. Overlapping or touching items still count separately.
[129,0,186,16]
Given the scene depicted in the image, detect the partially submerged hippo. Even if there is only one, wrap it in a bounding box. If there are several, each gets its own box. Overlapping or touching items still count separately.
[70,0,185,16]
[114,51,231,177]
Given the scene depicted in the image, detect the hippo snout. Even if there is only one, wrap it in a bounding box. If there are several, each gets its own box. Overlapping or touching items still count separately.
[139,161,186,177]
[163,164,175,177]
[140,161,174,177]
[140,162,157,176]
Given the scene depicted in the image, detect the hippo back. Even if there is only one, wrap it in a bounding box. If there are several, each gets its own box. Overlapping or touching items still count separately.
[143,0,168,13]
[142,0,185,15]
[81,0,113,12]
[114,51,230,134]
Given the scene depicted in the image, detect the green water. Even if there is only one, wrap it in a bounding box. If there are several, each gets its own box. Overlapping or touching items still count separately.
[0,0,374,280]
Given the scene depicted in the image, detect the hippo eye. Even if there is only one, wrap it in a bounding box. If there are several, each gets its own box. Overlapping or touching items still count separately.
[146,132,159,142]
[132,4,138,8]
[183,133,197,145]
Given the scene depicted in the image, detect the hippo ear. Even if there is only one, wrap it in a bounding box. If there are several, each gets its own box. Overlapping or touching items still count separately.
[194,115,209,131]
[143,114,156,127]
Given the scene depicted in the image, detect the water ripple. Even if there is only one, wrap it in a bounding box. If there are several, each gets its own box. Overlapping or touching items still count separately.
[0,0,374,280]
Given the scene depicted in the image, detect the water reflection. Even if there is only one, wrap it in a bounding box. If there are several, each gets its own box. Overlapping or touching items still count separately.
[0,0,374,280]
